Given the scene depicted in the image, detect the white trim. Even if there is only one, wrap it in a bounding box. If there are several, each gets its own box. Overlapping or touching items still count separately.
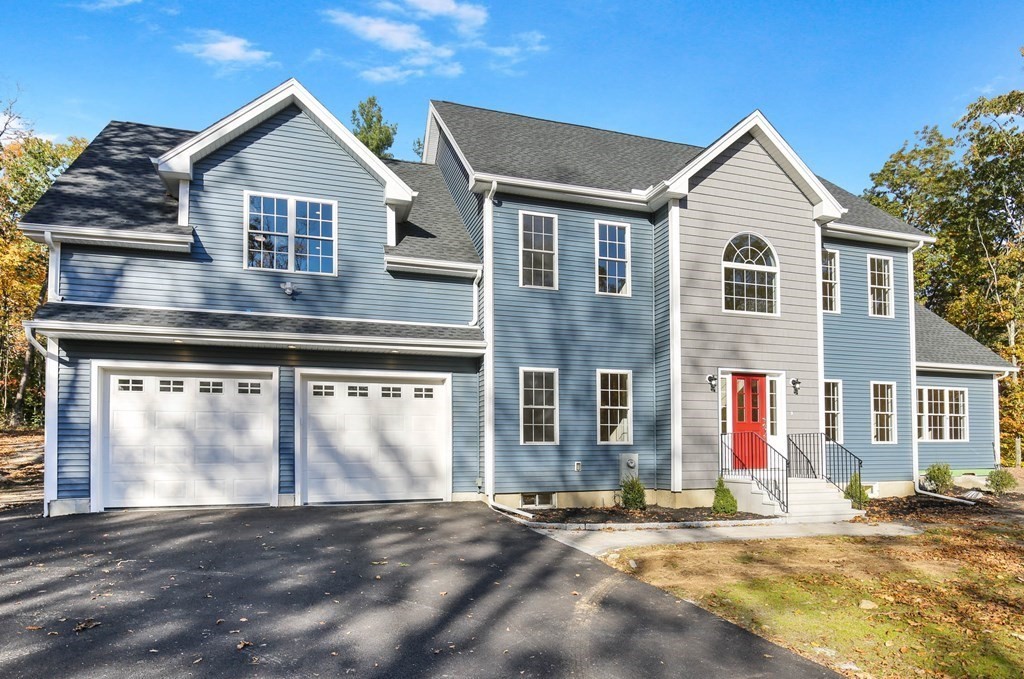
[518,210,558,290]
[815,228,826,439]
[20,222,193,253]
[720,232,781,317]
[293,367,454,506]
[242,190,339,277]
[668,199,683,492]
[483,181,497,497]
[823,222,935,246]
[89,360,279,513]
[594,220,632,297]
[43,338,59,517]
[596,369,634,445]
[916,361,1018,374]
[993,374,1001,467]
[46,236,63,302]
[177,180,190,228]
[719,368,789,456]
[915,386,970,443]
[663,110,845,224]
[867,254,895,318]
[383,254,482,279]
[908,244,921,477]
[428,103,476,180]
[824,379,844,444]
[156,78,415,216]
[386,205,397,247]
[47,299,475,329]
[869,381,898,445]
[472,172,651,212]
[822,248,840,314]
[519,367,559,446]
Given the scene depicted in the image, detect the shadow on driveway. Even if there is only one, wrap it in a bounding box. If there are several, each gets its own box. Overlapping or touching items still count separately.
[0,502,836,677]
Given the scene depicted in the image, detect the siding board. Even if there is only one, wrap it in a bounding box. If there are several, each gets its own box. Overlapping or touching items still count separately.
[917,371,997,472]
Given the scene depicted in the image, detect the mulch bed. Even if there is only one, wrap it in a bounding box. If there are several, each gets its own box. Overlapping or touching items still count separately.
[859,490,1024,525]
[528,505,769,524]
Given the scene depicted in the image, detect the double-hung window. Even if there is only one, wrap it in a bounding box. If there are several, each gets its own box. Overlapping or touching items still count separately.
[245,192,337,274]
[520,212,557,288]
[867,255,893,317]
[871,382,897,444]
[596,221,630,295]
[916,387,968,442]
[824,380,843,442]
[597,371,632,444]
[521,368,558,444]
[822,249,839,312]
[722,233,779,315]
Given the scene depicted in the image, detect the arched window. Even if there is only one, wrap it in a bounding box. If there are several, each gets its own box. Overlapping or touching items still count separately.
[722,233,779,314]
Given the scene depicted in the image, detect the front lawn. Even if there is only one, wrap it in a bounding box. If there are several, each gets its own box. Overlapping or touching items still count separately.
[606,512,1024,677]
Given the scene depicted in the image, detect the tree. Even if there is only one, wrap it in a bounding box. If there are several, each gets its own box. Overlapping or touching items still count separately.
[350,96,397,159]
[412,137,424,160]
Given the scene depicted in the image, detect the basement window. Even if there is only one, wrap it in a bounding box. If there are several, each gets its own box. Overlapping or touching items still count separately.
[521,492,554,508]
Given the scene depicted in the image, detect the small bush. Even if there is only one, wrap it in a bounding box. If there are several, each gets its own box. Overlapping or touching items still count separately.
[987,468,1018,496]
[620,476,647,510]
[843,472,869,507]
[924,463,954,495]
[712,477,738,515]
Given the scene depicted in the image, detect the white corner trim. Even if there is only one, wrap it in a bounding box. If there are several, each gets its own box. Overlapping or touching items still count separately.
[45,233,63,302]
[43,338,59,517]
[669,199,683,492]
[483,180,496,497]
[21,222,194,253]
[383,254,482,278]
[386,205,397,247]
[993,375,1001,467]
[815,226,826,436]
[177,180,190,228]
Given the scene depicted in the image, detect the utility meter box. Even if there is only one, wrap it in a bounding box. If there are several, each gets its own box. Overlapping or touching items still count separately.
[619,453,639,483]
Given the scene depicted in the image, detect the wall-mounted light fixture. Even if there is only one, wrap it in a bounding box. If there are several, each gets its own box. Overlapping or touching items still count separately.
[706,374,718,393]
[280,281,298,297]
[790,377,802,395]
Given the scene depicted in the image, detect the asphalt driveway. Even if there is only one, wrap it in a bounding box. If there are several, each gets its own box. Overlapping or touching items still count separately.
[0,502,835,678]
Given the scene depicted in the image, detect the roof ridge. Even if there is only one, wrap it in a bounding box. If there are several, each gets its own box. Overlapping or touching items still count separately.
[431,100,705,150]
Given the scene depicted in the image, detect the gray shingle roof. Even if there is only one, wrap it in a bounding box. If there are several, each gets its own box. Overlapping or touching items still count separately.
[384,160,480,264]
[33,303,484,343]
[915,304,1013,370]
[432,100,927,239]
[22,121,195,235]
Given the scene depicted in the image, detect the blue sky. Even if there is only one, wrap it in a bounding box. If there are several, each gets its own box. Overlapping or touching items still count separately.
[4,0,1023,192]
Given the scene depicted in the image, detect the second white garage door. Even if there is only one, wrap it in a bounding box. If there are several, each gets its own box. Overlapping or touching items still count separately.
[302,376,449,503]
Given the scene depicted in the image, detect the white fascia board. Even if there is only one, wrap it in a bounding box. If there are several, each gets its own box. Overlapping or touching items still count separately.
[27,320,485,355]
[384,254,482,278]
[20,222,193,252]
[156,78,416,218]
[915,361,1019,374]
[823,222,935,246]
[428,103,476,178]
[470,173,651,212]
[663,110,846,224]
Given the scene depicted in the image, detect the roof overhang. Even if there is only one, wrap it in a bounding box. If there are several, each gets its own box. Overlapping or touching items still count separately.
[916,361,1018,375]
[470,173,653,212]
[823,222,935,247]
[384,254,482,278]
[20,222,193,252]
[156,78,417,220]
[26,319,486,357]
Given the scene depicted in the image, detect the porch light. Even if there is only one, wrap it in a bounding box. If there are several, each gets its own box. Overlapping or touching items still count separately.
[706,374,718,392]
[791,378,802,395]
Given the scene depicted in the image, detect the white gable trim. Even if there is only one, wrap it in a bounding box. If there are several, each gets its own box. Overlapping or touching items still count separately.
[658,111,845,224]
[156,79,416,218]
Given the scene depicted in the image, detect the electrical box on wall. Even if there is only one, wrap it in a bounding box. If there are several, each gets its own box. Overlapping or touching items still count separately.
[619,453,638,482]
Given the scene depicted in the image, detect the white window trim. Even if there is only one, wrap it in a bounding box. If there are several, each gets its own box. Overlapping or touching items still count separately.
[519,367,559,445]
[594,220,631,297]
[870,381,898,445]
[242,189,339,277]
[824,379,844,444]
[720,232,781,318]
[518,210,558,290]
[867,254,895,318]
[916,386,970,443]
[822,248,841,314]
[596,369,633,445]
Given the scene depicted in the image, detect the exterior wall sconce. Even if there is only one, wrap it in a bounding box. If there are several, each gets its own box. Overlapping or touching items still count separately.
[791,378,802,395]
[706,374,718,392]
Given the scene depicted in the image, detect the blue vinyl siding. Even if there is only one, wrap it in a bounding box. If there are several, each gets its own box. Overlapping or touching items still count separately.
[55,341,481,498]
[652,206,671,489]
[917,371,998,472]
[490,195,655,492]
[823,237,914,482]
[435,131,483,259]
[59,106,473,326]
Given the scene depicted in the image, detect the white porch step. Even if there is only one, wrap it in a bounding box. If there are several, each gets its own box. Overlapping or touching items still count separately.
[724,477,864,522]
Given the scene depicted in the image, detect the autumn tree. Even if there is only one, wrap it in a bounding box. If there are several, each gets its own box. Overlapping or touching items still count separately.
[350,96,397,159]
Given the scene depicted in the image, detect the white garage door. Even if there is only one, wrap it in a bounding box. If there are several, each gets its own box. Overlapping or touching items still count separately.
[105,372,275,508]
[303,377,448,503]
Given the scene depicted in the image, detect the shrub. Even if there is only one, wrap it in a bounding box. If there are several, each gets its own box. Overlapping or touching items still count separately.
[712,477,738,515]
[987,468,1018,496]
[924,463,954,495]
[620,476,647,510]
[843,472,870,507]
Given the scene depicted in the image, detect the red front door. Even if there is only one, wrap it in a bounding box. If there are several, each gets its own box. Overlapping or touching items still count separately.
[731,374,767,469]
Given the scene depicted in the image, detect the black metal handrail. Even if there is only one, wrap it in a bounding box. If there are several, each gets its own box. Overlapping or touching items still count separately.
[787,433,819,479]
[720,432,789,513]
[788,433,866,509]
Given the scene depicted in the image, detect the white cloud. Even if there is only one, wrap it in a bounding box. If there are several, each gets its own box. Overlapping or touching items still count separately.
[77,0,142,10]
[177,30,273,71]
[480,31,547,75]
[402,0,487,36]
[361,65,424,83]
[324,11,432,52]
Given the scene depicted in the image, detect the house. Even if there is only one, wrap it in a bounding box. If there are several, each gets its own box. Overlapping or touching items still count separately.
[22,79,1015,518]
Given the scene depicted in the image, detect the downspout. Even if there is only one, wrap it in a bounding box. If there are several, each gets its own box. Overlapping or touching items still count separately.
[44,231,64,301]
[908,239,974,505]
[469,268,482,326]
